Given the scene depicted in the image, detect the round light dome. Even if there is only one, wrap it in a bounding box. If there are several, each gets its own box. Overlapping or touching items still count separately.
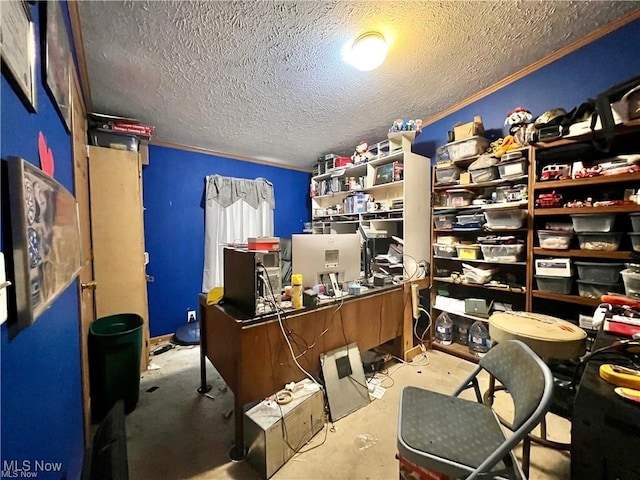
[349,32,388,71]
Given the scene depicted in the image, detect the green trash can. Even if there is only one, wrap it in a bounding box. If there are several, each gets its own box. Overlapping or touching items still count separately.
[89,313,143,422]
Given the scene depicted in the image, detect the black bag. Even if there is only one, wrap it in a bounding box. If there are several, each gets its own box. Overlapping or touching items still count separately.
[591,75,640,152]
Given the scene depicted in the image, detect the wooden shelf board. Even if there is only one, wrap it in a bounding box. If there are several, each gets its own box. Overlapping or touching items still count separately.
[432,277,526,294]
[531,290,601,307]
[433,175,528,191]
[533,248,634,259]
[432,305,489,323]
[433,256,527,266]
[533,172,640,191]
[534,205,640,215]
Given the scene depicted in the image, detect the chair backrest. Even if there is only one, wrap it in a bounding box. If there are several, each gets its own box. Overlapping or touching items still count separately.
[479,340,552,430]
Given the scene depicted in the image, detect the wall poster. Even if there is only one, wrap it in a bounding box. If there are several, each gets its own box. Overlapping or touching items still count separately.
[42,0,71,131]
[8,157,82,336]
[0,0,37,111]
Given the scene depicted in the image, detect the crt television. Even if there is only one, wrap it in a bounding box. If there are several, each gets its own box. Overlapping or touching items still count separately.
[292,233,361,289]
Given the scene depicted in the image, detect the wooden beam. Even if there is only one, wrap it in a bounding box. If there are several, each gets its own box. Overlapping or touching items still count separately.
[150,139,312,173]
[68,0,93,112]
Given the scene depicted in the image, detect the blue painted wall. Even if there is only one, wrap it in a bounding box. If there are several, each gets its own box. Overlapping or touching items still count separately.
[414,19,640,158]
[142,145,311,337]
[1,1,85,478]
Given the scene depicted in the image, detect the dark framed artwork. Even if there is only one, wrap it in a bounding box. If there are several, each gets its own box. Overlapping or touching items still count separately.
[8,157,82,335]
[0,0,37,111]
[42,0,71,131]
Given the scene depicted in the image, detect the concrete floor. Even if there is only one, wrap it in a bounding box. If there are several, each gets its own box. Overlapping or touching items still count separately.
[125,345,570,480]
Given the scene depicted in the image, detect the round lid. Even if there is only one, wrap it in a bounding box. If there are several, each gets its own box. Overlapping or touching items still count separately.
[489,311,587,359]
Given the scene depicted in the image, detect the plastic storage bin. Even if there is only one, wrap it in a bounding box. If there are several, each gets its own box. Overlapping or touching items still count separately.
[574,261,624,282]
[433,244,457,258]
[630,213,640,232]
[535,275,573,294]
[576,232,623,251]
[498,158,527,179]
[456,244,481,260]
[89,129,140,152]
[445,189,474,207]
[495,184,527,203]
[535,258,573,277]
[479,244,525,262]
[446,136,490,161]
[570,213,616,232]
[469,166,499,183]
[435,166,461,184]
[537,230,573,249]
[628,232,640,252]
[484,209,527,229]
[433,213,458,229]
[621,269,640,298]
[456,213,485,226]
[576,279,621,298]
[89,313,144,422]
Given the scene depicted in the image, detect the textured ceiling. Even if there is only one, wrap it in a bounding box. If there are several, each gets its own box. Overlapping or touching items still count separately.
[77,1,638,170]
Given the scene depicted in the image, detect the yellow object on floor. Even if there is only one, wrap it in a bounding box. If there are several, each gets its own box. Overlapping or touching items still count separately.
[206,287,224,305]
[599,364,640,389]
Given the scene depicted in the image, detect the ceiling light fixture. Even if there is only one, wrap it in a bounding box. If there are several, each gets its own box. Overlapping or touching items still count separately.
[348,31,388,71]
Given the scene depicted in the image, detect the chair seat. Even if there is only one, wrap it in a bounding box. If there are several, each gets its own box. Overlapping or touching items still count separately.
[398,386,511,477]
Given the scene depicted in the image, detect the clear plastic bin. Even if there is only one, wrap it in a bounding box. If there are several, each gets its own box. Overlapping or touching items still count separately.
[570,213,616,232]
[574,261,624,282]
[535,258,572,277]
[456,244,481,260]
[621,269,640,299]
[498,158,527,179]
[435,166,461,184]
[434,213,457,230]
[537,230,573,249]
[456,213,485,225]
[435,235,459,245]
[469,166,499,183]
[630,213,640,232]
[433,244,457,258]
[629,232,640,252]
[446,136,490,161]
[576,279,621,298]
[479,244,525,262]
[576,232,622,251]
[535,275,573,294]
[495,185,527,203]
[484,209,527,229]
[445,189,474,207]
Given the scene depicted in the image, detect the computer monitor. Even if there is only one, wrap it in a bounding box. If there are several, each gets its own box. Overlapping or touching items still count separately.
[292,233,361,289]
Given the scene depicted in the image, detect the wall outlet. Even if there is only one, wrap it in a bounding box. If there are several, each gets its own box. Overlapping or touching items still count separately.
[187,310,196,322]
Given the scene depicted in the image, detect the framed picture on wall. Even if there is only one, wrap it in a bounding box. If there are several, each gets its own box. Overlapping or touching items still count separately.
[0,0,37,112]
[7,157,82,337]
[42,0,71,132]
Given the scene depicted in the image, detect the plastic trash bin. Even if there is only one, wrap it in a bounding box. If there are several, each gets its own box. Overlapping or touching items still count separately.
[89,313,143,422]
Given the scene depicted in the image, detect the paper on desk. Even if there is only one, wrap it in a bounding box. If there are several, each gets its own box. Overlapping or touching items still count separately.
[369,385,386,400]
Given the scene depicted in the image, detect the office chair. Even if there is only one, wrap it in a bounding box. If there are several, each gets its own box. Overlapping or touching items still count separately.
[397,340,554,480]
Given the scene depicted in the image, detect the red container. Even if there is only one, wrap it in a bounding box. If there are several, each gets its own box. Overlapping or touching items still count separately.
[334,156,353,168]
[247,237,280,251]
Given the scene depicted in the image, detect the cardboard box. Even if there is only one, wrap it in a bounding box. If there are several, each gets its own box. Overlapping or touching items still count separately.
[453,116,484,141]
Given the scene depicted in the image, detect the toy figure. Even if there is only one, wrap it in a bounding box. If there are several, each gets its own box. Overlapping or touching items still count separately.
[505,107,534,145]
[351,141,372,164]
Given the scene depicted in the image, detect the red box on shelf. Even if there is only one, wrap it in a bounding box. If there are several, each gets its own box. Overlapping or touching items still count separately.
[248,237,280,251]
[334,156,353,168]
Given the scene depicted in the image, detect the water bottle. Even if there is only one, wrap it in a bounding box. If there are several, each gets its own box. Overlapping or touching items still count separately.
[468,321,491,356]
[454,318,470,345]
[435,312,453,345]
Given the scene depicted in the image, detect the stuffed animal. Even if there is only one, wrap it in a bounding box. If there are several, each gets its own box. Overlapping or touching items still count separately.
[505,107,534,146]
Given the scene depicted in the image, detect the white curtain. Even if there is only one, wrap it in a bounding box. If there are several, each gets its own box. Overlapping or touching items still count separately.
[202,175,275,292]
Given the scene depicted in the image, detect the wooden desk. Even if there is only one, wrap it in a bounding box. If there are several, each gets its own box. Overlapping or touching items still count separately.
[199,280,425,457]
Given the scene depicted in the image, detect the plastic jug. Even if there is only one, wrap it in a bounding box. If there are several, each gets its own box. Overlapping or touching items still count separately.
[292,274,303,308]
[468,320,491,356]
[434,312,453,345]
